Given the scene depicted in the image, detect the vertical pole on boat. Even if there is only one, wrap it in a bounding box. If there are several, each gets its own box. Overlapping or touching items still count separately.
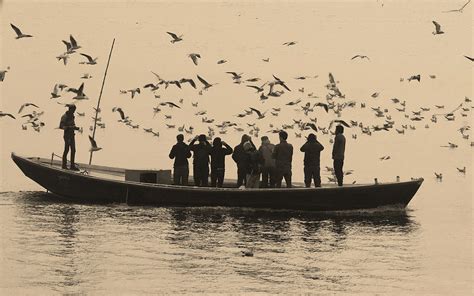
[89,38,116,166]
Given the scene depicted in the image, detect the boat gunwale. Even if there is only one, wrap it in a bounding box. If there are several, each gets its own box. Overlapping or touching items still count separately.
[12,153,425,192]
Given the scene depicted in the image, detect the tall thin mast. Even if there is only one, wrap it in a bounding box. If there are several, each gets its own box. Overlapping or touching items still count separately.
[89,38,115,165]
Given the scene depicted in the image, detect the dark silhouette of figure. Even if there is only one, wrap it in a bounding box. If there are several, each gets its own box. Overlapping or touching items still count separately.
[190,134,212,186]
[232,134,252,187]
[210,137,233,187]
[273,130,293,188]
[258,136,276,188]
[300,133,325,187]
[332,125,346,186]
[169,134,192,185]
[59,105,80,170]
[243,140,263,188]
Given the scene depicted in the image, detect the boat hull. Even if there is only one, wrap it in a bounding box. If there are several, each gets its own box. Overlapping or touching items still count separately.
[11,153,423,211]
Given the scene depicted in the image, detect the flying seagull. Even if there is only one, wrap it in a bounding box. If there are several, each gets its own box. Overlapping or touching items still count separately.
[217,59,227,64]
[112,107,127,120]
[79,53,98,65]
[18,103,39,114]
[167,32,183,43]
[0,111,16,119]
[0,67,10,82]
[72,83,88,100]
[249,107,266,119]
[443,0,471,12]
[69,35,81,50]
[408,74,421,82]
[56,53,69,66]
[283,41,297,46]
[329,119,351,130]
[10,23,33,39]
[432,21,444,35]
[197,75,216,90]
[351,55,370,60]
[188,53,201,65]
[88,135,102,152]
[464,55,474,62]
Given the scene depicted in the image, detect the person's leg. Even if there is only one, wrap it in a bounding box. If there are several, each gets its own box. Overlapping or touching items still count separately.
[210,169,217,187]
[334,160,343,186]
[62,136,70,169]
[193,165,200,186]
[237,167,243,187]
[315,166,321,187]
[70,136,77,169]
[201,166,209,187]
[182,166,189,185]
[260,168,268,188]
[275,168,283,188]
[304,166,311,187]
[269,167,276,188]
[284,170,292,188]
[173,167,180,185]
[217,169,224,188]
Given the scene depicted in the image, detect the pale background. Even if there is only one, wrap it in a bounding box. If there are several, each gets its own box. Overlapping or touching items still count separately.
[1,0,472,191]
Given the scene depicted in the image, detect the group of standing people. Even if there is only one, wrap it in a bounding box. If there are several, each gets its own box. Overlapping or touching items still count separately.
[168,126,346,188]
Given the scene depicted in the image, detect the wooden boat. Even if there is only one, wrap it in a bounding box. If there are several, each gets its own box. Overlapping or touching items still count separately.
[11,153,424,211]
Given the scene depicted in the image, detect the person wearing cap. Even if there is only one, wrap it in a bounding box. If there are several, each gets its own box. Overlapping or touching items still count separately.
[300,133,325,187]
[272,130,293,188]
[258,136,276,188]
[243,140,263,188]
[232,134,253,187]
[189,134,212,186]
[59,104,80,170]
[210,137,233,187]
[332,125,346,186]
[169,134,192,185]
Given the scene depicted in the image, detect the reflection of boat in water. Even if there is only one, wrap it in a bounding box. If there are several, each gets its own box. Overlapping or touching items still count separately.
[12,153,424,211]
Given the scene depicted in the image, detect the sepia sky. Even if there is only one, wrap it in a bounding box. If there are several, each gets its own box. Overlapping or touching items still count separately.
[0,0,472,191]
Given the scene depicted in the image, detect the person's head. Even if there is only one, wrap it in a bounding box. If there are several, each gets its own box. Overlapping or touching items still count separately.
[198,134,207,143]
[67,104,76,114]
[241,134,250,144]
[279,130,288,141]
[335,125,344,135]
[176,134,184,143]
[213,137,222,147]
[307,133,317,142]
[243,141,254,152]
[261,136,270,145]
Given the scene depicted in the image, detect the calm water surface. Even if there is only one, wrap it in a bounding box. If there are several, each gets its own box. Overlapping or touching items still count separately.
[0,175,471,294]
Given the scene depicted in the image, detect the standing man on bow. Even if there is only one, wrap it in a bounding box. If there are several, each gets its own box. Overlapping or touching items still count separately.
[59,104,80,171]
[332,125,346,186]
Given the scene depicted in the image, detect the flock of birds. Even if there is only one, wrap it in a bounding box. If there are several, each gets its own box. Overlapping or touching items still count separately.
[1,1,472,183]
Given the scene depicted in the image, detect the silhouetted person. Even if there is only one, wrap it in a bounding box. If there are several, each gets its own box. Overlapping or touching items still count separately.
[210,137,233,187]
[59,105,80,170]
[232,134,251,187]
[258,136,276,188]
[300,133,324,187]
[190,134,212,186]
[244,141,262,188]
[169,134,192,185]
[273,131,293,188]
[332,125,346,186]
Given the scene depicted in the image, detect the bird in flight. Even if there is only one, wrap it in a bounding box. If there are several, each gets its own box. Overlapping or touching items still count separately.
[188,53,201,65]
[79,53,98,65]
[72,83,88,100]
[217,59,227,64]
[112,107,127,120]
[464,55,474,62]
[0,111,16,119]
[432,21,444,35]
[329,119,351,130]
[167,32,183,43]
[249,107,267,119]
[408,74,421,82]
[88,136,102,152]
[56,53,69,66]
[351,55,370,60]
[69,35,81,50]
[10,23,33,39]
[283,41,297,46]
[0,67,10,82]
[443,0,471,13]
[18,103,39,114]
[197,75,217,90]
